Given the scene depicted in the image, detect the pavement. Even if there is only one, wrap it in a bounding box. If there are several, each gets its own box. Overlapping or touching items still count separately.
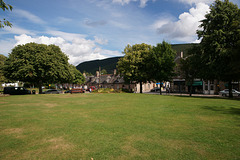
[144,91,220,97]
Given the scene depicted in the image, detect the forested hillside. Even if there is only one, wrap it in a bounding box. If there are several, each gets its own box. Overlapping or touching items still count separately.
[76,57,122,75]
[76,43,196,75]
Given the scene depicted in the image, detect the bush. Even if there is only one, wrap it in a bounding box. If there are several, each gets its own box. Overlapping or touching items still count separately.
[92,88,127,93]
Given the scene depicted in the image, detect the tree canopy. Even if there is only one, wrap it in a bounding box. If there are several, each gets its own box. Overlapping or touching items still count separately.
[197,0,240,97]
[3,43,82,93]
[0,0,12,28]
[149,41,176,94]
[117,43,152,93]
[70,64,85,85]
[179,46,203,96]
[0,54,7,83]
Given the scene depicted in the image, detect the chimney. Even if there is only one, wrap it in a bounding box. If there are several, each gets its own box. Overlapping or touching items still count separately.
[180,52,183,58]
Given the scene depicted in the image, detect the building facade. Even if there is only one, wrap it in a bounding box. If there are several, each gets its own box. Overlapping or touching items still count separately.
[84,70,154,93]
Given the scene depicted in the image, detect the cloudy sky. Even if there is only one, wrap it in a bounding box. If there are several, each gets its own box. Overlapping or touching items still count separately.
[1,0,239,65]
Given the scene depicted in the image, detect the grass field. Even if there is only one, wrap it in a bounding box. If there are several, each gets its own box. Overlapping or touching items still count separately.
[0,93,240,160]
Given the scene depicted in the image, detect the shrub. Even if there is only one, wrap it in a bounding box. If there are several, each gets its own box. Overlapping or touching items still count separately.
[93,88,127,93]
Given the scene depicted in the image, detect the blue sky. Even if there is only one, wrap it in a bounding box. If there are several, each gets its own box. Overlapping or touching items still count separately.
[1,0,239,65]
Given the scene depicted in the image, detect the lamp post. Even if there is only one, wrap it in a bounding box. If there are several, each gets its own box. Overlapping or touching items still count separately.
[98,66,101,89]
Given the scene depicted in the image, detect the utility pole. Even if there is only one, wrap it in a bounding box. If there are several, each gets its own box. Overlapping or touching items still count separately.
[99,66,101,89]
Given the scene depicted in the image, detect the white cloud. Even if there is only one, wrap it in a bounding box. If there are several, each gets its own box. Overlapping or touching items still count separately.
[153,2,210,42]
[13,34,121,65]
[94,36,108,45]
[46,30,86,41]
[13,9,46,24]
[0,24,35,36]
[14,34,65,46]
[112,0,153,7]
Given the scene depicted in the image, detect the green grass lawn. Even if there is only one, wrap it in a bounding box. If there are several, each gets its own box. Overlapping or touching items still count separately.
[0,93,240,160]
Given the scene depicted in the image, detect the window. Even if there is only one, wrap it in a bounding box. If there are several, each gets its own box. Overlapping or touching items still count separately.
[210,85,214,90]
[205,85,208,90]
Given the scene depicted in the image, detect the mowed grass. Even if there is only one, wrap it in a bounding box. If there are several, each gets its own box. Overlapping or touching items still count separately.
[0,93,240,160]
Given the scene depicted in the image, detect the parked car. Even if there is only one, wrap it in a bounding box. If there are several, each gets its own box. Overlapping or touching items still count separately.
[86,86,96,91]
[219,89,240,97]
[3,87,31,95]
[42,89,62,94]
[64,90,72,94]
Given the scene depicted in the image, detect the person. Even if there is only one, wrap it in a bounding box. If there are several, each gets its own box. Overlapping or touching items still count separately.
[166,87,170,94]
[89,88,92,93]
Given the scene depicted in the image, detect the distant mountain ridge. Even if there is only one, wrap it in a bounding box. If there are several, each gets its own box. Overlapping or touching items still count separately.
[76,43,196,75]
[76,57,122,75]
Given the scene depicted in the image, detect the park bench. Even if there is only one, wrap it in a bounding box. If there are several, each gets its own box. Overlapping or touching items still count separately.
[71,88,85,94]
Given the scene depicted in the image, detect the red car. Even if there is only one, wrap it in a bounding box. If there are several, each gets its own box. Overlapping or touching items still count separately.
[87,86,96,91]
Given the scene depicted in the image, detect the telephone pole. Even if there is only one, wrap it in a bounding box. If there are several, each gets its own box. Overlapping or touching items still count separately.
[98,66,101,89]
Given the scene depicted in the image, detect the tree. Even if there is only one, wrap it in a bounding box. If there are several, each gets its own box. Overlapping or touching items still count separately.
[179,46,203,96]
[197,0,240,97]
[3,43,73,93]
[0,54,7,84]
[70,65,85,85]
[230,40,240,80]
[149,41,176,95]
[101,69,107,75]
[0,0,13,28]
[117,43,152,93]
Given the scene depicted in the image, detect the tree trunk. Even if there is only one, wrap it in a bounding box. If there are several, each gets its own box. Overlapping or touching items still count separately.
[190,84,192,97]
[160,83,162,95]
[140,81,142,93]
[228,80,233,98]
[39,80,43,94]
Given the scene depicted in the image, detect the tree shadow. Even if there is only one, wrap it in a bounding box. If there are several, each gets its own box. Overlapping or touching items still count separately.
[172,95,240,116]
[173,95,240,102]
[201,106,240,116]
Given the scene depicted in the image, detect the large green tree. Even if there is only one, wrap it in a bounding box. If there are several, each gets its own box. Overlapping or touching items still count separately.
[70,64,85,85]
[231,41,240,80]
[4,43,74,93]
[197,0,240,97]
[117,43,152,93]
[0,0,12,28]
[149,41,176,95]
[0,54,7,84]
[179,46,203,96]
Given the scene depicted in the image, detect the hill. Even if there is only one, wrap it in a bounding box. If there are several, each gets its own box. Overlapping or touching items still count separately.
[76,56,122,75]
[76,43,197,75]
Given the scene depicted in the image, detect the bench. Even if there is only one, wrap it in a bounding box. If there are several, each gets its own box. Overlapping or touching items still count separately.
[71,88,85,94]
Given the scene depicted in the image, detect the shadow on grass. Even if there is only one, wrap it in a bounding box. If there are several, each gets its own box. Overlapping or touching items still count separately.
[201,106,240,116]
[173,95,240,102]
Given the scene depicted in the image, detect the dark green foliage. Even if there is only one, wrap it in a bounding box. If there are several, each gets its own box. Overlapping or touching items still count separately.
[149,41,176,94]
[76,57,121,75]
[231,40,240,79]
[3,43,74,93]
[117,43,152,93]
[0,0,13,28]
[70,65,85,85]
[0,54,7,83]
[197,0,240,97]
[76,44,195,75]
[101,69,107,75]
[171,43,198,55]
[180,46,203,96]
